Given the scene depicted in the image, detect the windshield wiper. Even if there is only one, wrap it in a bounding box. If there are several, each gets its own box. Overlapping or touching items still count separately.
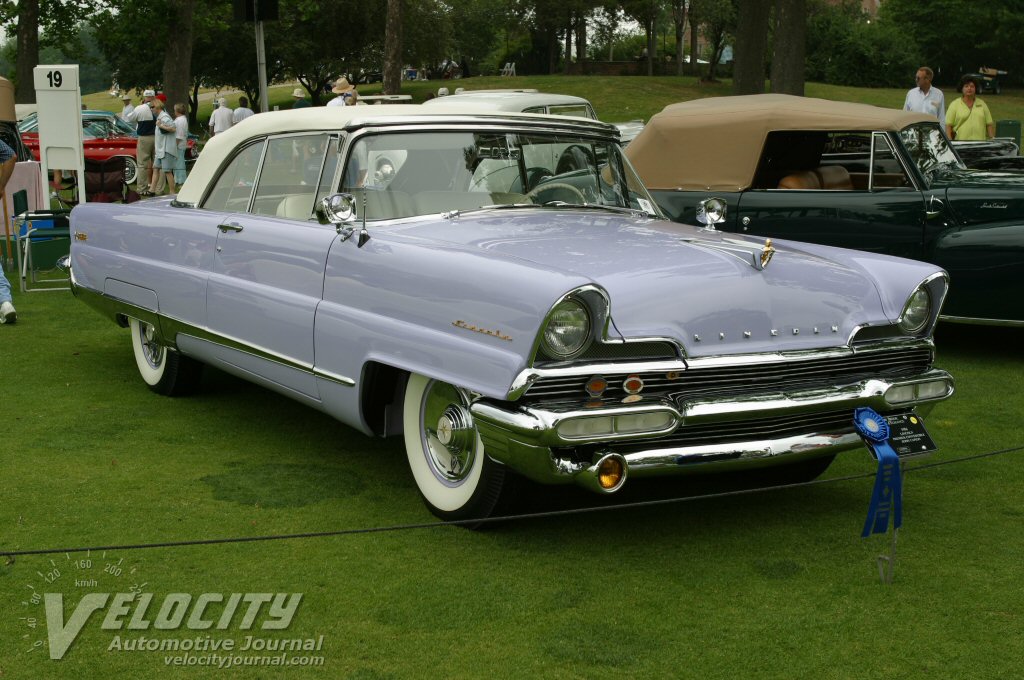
[541,202,651,217]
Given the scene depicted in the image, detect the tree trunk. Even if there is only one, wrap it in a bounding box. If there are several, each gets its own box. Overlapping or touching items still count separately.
[673,2,686,76]
[189,82,200,129]
[689,8,699,77]
[733,0,771,94]
[645,18,654,76]
[547,29,558,74]
[15,0,40,104]
[383,0,403,94]
[162,0,194,112]
[563,22,572,74]
[771,0,805,95]
[576,14,587,73]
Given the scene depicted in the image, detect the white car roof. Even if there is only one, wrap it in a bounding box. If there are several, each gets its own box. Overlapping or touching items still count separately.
[422,91,595,114]
[176,104,612,204]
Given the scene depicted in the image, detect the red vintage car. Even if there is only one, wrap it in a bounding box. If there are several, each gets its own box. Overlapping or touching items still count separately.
[18,109,199,186]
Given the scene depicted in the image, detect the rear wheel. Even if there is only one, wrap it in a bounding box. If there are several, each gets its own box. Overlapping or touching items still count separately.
[129,318,203,396]
[402,373,507,523]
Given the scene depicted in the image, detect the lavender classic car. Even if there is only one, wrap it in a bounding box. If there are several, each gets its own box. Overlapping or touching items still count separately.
[68,105,954,522]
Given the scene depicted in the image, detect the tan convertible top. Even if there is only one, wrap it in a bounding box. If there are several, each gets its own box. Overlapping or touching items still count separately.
[625,94,935,191]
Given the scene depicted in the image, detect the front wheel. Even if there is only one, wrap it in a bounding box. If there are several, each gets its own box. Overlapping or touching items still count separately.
[402,373,507,523]
[129,318,203,396]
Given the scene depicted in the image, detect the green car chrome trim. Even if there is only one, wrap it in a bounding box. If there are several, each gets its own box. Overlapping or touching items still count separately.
[71,282,356,387]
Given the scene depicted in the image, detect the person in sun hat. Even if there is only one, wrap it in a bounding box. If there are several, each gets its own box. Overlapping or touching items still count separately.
[326,77,358,107]
[292,87,311,109]
[119,93,134,121]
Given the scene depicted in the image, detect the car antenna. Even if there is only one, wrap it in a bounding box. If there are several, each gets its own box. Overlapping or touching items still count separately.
[358,186,370,247]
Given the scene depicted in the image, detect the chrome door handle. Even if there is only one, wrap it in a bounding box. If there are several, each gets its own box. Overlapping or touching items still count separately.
[218,223,244,233]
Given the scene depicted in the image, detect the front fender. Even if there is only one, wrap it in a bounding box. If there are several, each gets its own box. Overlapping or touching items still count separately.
[314,234,595,400]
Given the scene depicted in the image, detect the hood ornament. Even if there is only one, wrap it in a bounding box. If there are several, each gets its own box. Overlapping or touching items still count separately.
[680,236,778,272]
[759,238,775,270]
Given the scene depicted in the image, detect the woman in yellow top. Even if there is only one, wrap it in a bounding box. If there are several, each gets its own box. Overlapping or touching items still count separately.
[946,74,994,141]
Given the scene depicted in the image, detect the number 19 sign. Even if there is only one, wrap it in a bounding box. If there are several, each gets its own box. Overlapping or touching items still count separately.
[33,64,86,203]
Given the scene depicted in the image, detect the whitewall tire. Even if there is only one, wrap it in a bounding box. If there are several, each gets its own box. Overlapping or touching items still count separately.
[129,318,202,396]
[402,373,507,522]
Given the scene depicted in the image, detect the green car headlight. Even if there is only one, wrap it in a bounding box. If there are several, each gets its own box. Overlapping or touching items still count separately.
[899,287,932,334]
[541,299,592,359]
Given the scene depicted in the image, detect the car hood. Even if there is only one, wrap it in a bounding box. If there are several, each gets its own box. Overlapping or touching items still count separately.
[929,166,1024,190]
[386,210,936,357]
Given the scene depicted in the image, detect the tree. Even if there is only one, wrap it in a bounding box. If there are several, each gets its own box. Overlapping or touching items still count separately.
[161,0,195,110]
[732,0,770,94]
[383,0,402,94]
[0,0,95,102]
[669,0,687,75]
[691,0,735,81]
[14,0,38,103]
[770,0,805,95]
[621,0,659,76]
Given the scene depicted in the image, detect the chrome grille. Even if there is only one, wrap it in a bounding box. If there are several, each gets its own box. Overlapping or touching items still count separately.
[610,409,864,454]
[523,346,932,402]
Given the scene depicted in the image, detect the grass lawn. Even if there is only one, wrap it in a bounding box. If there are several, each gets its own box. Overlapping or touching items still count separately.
[4,77,1024,677]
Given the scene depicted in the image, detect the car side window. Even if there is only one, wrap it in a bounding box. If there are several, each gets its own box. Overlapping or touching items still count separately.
[548,104,595,120]
[869,133,913,190]
[314,136,342,209]
[201,140,266,213]
[251,134,329,220]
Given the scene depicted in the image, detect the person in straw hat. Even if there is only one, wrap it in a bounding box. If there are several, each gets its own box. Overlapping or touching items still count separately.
[327,77,357,107]
[292,87,311,109]
[119,93,134,121]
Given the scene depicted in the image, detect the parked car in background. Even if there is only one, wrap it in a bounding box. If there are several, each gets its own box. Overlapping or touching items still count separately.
[951,138,1024,170]
[424,90,646,144]
[627,94,1024,326]
[19,109,200,186]
[67,105,953,522]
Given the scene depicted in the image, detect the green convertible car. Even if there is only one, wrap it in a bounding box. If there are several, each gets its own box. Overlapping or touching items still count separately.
[626,94,1024,326]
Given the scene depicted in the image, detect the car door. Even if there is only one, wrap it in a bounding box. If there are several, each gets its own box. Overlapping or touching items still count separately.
[202,133,342,399]
[735,132,929,260]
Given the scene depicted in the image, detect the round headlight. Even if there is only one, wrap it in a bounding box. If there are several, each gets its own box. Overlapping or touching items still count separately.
[899,287,931,334]
[541,299,591,358]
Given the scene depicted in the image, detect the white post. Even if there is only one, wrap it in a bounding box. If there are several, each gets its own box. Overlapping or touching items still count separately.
[33,65,85,204]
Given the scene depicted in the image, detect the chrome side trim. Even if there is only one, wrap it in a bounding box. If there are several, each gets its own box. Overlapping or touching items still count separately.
[314,368,356,386]
[940,314,1024,328]
[73,284,357,387]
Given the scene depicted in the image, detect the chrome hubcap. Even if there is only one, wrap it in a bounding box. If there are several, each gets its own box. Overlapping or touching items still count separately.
[139,322,164,369]
[421,381,476,484]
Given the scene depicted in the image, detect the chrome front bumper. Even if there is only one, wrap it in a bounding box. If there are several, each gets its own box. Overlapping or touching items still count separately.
[471,369,953,491]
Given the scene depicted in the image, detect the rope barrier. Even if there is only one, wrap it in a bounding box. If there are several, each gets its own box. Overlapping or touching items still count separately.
[2,444,1022,559]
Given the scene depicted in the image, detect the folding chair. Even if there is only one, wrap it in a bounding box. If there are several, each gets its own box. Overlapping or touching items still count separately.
[55,157,137,208]
[15,209,71,292]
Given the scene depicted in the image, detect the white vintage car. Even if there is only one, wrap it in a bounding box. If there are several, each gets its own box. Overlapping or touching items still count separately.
[67,105,953,523]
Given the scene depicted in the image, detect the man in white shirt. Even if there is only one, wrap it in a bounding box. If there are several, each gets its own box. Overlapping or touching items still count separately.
[903,66,945,123]
[208,97,234,136]
[232,96,255,123]
[119,94,134,121]
[124,89,157,194]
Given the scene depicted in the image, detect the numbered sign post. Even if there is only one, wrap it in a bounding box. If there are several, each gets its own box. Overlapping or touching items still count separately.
[33,65,85,204]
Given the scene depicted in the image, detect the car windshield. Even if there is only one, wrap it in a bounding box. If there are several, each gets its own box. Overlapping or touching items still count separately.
[340,130,661,221]
[899,122,964,186]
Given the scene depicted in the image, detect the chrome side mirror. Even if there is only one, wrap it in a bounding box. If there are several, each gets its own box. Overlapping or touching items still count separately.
[316,193,357,226]
[696,197,727,230]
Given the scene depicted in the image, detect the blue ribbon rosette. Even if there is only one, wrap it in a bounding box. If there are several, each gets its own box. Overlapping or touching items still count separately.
[854,407,903,538]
